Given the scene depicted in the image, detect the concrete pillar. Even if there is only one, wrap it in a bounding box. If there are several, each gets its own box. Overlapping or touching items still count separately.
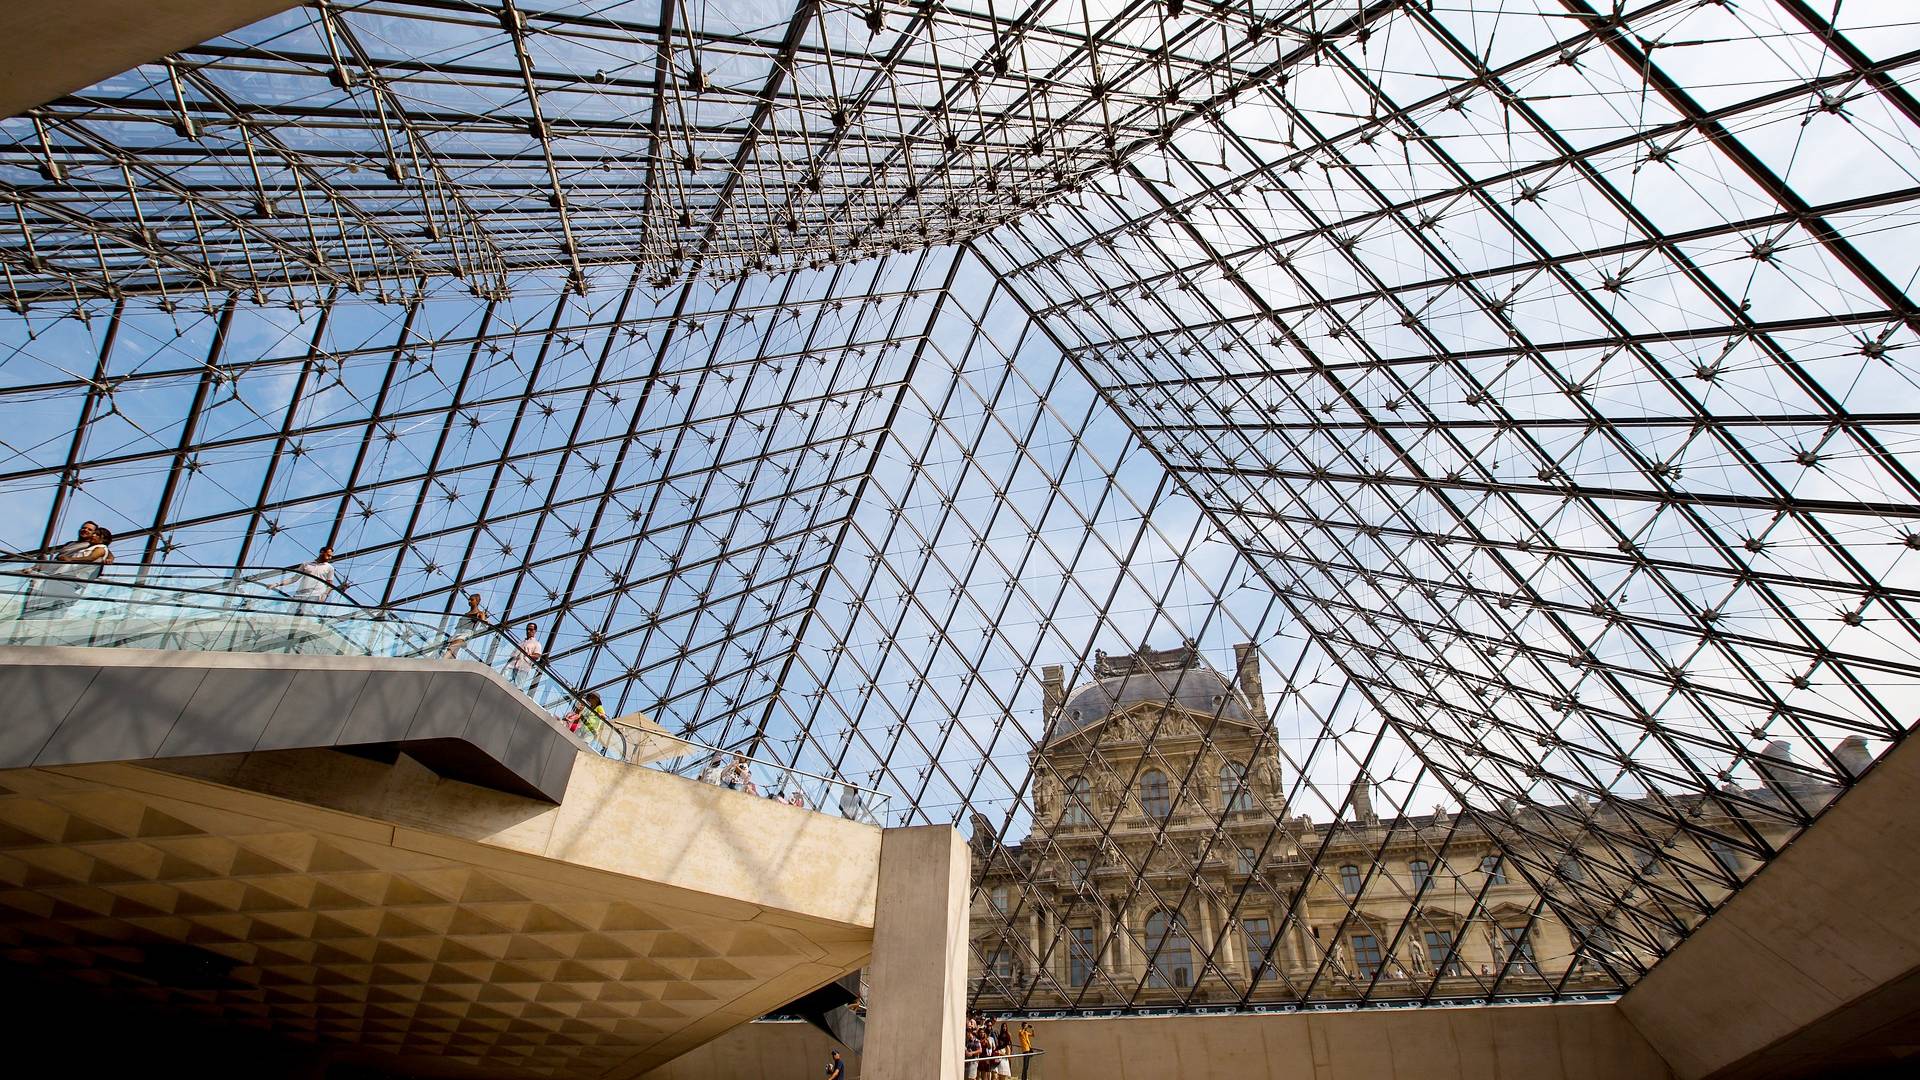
[864,825,969,1080]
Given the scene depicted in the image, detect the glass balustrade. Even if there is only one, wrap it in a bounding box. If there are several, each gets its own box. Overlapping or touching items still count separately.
[614,723,892,824]
[0,561,888,822]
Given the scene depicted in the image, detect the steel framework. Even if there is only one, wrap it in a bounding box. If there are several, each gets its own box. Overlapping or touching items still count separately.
[2,0,1918,1014]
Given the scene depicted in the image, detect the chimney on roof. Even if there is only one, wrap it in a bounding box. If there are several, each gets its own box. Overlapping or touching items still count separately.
[1757,739,1822,803]
[1233,642,1266,722]
[1042,664,1065,722]
[1348,776,1377,826]
[1835,735,1872,779]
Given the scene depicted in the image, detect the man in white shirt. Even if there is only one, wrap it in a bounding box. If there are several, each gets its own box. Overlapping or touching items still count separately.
[274,546,336,604]
[506,621,544,696]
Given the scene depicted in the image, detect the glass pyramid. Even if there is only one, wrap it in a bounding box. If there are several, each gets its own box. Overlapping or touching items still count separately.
[2,0,1917,1012]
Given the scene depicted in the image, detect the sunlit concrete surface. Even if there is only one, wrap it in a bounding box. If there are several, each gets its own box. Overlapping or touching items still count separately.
[1621,732,1920,1079]
[863,825,969,1080]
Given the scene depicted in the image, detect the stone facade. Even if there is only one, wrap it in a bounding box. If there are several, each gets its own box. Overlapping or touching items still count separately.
[968,644,1814,1010]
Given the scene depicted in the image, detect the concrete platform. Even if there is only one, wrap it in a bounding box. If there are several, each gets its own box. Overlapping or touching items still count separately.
[0,748,883,1078]
[0,645,584,802]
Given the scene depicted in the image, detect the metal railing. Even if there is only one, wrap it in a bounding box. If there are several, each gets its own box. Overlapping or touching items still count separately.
[969,1046,1046,1080]
[0,558,889,820]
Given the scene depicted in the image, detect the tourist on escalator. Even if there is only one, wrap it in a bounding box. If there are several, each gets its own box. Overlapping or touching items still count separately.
[563,690,609,753]
[721,753,758,795]
[443,592,492,660]
[24,522,113,619]
[506,621,544,698]
[271,545,337,607]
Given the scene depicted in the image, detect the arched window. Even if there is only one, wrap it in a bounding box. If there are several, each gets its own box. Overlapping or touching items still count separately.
[1140,770,1172,819]
[1144,912,1192,988]
[1062,775,1092,827]
[1219,762,1253,812]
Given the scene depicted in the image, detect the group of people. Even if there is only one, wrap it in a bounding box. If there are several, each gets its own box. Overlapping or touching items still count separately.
[265,553,617,758]
[820,1017,1034,1080]
[965,1016,1036,1080]
[278,563,553,705]
[698,753,811,808]
[439,591,546,692]
[14,531,592,734]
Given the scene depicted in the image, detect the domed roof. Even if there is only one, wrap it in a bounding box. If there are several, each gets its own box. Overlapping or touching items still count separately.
[1052,647,1252,741]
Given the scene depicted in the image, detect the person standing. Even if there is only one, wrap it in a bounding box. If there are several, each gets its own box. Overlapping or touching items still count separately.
[506,621,544,696]
[565,690,606,739]
[1017,1021,1034,1080]
[443,592,492,659]
[825,1049,845,1080]
[273,545,337,604]
[721,753,758,795]
[26,522,112,619]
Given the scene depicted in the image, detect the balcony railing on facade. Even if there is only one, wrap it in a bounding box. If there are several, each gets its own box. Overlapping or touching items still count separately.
[0,559,887,822]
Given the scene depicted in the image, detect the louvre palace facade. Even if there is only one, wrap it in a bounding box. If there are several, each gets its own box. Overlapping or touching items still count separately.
[968,644,1829,1013]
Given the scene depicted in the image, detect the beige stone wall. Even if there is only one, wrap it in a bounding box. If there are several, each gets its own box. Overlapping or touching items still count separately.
[644,1006,1670,1080]
[643,1020,856,1080]
[975,694,1617,1007]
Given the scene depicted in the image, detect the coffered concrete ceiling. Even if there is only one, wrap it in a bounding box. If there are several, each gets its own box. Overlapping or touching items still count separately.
[0,761,874,1077]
